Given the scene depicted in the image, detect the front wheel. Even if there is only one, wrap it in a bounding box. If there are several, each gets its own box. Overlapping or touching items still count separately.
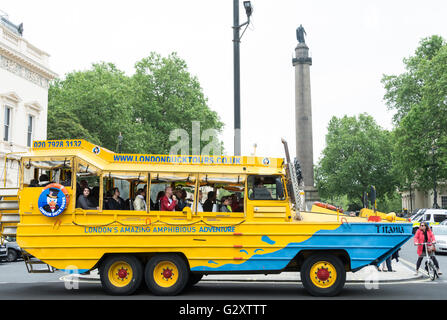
[145,254,189,296]
[426,261,437,281]
[300,254,346,297]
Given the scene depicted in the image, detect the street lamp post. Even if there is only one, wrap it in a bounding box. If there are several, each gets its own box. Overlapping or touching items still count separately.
[432,146,439,209]
[233,0,253,156]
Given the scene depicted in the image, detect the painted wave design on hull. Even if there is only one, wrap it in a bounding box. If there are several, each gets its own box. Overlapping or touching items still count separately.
[191,223,413,272]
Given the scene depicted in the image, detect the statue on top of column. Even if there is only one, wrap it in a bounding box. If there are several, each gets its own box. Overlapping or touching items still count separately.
[296,24,307,43]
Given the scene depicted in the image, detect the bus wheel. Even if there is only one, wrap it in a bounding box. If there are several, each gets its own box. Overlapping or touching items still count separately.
[145,254,189,296]
[300,254,346,297]
[99,255,143,295]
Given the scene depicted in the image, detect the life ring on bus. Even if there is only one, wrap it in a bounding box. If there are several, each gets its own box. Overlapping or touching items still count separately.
[37,183,70,218]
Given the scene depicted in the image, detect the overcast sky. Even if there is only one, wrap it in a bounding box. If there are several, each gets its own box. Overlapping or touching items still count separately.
[2,0,447,162]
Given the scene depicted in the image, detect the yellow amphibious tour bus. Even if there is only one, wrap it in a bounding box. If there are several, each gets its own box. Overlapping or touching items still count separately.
[4,139,412,297]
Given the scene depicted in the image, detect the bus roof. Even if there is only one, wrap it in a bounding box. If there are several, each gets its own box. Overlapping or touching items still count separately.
[24,140,285,175]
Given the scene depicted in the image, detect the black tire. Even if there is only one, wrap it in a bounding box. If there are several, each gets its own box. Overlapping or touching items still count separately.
[7,250,18,262]
[300,253,346,297]
[186,273,203,288]
[145,254,189,296]
[99,255,143,296]
[427,261,437,281]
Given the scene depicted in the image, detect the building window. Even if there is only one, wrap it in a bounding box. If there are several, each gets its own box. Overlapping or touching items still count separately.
[27,115,34,147]
[441,196,447,209]
[4,106,11,142]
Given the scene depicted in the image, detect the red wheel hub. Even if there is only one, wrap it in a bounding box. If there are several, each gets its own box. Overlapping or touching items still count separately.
[118,268,128,279]
[316,268,330,281]
[163,268,173,279]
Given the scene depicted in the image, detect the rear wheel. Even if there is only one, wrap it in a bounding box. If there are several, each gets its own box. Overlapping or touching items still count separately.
[99,255,143,295]
[145,254,189,296]
[300,254,346,297]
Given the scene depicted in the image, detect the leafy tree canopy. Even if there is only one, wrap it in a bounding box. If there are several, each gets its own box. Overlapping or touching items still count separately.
[315,114,396,205]
[48,53,224,155]
[382,36,447,190]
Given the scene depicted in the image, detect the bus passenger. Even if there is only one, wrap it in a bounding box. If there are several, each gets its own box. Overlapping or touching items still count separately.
[108,188,125,210]
[253,177,273,200]
[39,174,51,187]
[160,186,177,211]
[154,191,165,210]
[203,191,216,212]
[133,188,147,211]
[175,188,187,211]
[77,187,99,210]
[220,196,232,213]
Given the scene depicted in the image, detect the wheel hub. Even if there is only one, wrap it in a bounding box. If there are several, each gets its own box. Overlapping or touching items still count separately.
[117,268,128,279]
[316,267,330,281]
[162,268,173,279]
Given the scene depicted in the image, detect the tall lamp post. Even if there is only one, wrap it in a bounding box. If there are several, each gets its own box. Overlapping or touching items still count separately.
[233,0,253,156]
[431,146,440,209]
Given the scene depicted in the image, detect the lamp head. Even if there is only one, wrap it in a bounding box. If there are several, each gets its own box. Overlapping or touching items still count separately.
[243,1,253,18]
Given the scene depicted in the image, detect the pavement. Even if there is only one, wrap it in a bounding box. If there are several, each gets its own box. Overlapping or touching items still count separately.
[73,258,424,284]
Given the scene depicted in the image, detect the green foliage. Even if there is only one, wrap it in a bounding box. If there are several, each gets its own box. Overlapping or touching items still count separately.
[315,114,397,204]
[383,35,447,191]
[48,53,224,155]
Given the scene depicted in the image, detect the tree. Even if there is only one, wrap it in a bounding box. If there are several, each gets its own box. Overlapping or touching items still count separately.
[382,36,447,192]
[48,53,224,155]
[382,35,446,125]
[131,52,224,155]
[315,114,397,206]
[48,63,137,152]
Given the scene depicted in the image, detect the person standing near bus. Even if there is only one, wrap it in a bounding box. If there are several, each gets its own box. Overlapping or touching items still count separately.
[161,186,177,211]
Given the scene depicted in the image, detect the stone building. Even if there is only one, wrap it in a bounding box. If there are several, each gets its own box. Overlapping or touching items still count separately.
[0,13,57,186]
[401,184,447,213]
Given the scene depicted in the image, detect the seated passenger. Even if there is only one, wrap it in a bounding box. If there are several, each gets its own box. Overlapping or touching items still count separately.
[160,186,177,211]
[76,187,99,210]
[39,174,51,187]
[133,188,147,211]
[220,196,233,213]
[175,188,188,211]
[193,190,204,212]
[90,186,100,206]
[29,179,39,187]
[253,178,273,200]
[203,191,216,212]
[107,188,125,210]
[154,191,165,210]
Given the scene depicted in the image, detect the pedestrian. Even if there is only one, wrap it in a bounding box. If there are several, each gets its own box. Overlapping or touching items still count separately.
[414,222,442,276]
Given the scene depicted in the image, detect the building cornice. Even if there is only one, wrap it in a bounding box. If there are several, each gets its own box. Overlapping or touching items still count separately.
[0,41,58,81]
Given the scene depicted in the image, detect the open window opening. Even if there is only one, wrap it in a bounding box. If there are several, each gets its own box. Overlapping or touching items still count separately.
[199,174,245,213]
[150,173,197,212]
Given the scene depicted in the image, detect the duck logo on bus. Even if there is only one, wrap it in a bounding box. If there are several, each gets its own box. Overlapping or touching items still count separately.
[37,184,69,217]
[92,146,101,155]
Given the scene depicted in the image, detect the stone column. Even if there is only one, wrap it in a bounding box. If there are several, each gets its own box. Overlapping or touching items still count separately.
[293,42,320,210]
